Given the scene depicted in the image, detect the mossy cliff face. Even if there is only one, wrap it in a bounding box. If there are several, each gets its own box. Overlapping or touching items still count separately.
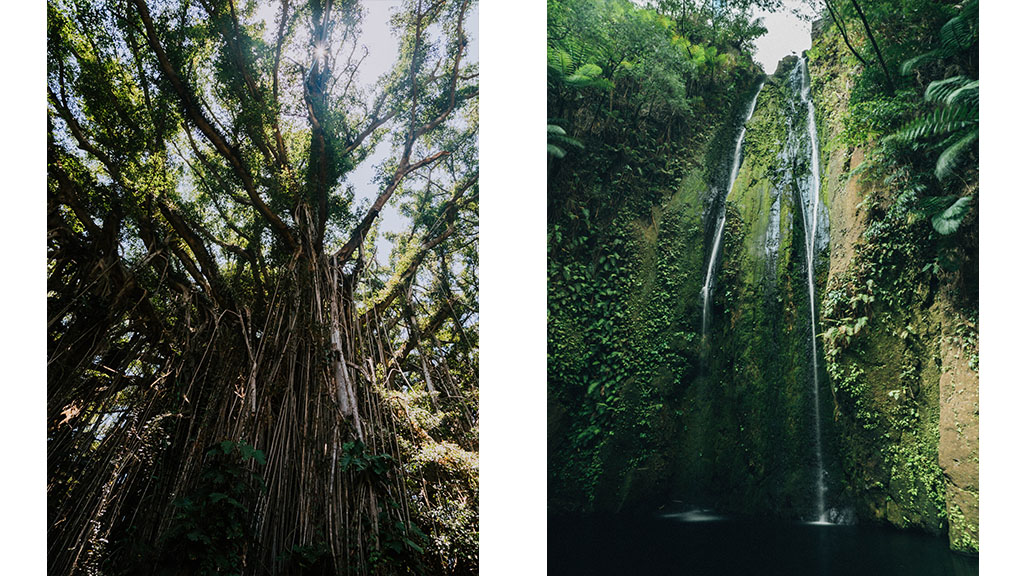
[667,58,832,520]
[807,22,979,553]
[547,164,706,514]
[547,79,761,514]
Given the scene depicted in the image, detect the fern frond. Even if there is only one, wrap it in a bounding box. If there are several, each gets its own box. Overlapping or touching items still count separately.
[901,0,976,75]
[945,81,979,108]
[940,0,978,53]
[940,13,974,52]
[931,195,973,234]
[924,76,969,104]
[547,48,573,77]
[889,104,975,143]
[576,63,603,78]
[935,128,978,180]
[552,135,583,149]
[547,123,582,158]
[914,195,958,216]
[548,143,567,159]
[900,50,941,75]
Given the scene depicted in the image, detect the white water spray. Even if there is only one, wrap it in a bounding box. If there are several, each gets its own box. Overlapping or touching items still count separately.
[700,83,764,340]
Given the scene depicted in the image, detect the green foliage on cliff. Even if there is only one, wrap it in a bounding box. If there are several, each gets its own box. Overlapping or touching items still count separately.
[817,0,978,242]
[548,0,979,556]
[547,0,765,512]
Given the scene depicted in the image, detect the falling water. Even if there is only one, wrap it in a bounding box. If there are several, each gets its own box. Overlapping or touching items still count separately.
[796,56,827,523]
[700,83,764,340]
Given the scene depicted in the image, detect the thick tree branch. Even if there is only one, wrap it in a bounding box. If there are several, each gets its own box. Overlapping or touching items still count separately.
[821,0,871,70]
[181,126,255,208]
[130,0,298,252]
[333,150,450,262]
[341,108,397,157]
[199,0,282,168]
[272,0,292,166]
[49,154,103,238]
[357,173,477,321]
[412,0,471,139]
[157,200,235,310]
[47,88,116,171]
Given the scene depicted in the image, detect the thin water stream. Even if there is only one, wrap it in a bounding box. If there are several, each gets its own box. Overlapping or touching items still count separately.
[700,62,830,521]
[700,83,764,340]
[796,56,826,522]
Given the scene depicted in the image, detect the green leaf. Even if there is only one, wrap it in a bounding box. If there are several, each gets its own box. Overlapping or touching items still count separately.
[931,195,973,235]
[404,537,424,553]
[576,63,603,79]
[547,48,573,76]
[940,13,974,52]
[924,76,969,105]
[935,128,978,180]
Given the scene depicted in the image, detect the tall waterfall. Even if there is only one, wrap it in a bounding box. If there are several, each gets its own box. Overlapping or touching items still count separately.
[700,83,764,340]
[795,56,828,523]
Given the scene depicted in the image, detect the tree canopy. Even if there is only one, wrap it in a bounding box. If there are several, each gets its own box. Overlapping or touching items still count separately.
[47,0,478,574]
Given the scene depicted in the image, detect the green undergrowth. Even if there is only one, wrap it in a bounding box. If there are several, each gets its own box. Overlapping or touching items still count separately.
[548,172,706,511]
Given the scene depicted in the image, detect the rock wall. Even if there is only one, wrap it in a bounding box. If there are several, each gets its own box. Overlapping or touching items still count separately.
[807,21,979,553]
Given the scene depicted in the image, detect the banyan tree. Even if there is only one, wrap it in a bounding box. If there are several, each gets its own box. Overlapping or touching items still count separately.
[47,0,478,573]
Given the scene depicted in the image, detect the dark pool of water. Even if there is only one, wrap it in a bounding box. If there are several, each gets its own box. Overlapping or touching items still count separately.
[549,512,978,576]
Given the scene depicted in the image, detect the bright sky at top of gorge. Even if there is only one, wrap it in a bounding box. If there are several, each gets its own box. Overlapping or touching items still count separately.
[751,1,815,74]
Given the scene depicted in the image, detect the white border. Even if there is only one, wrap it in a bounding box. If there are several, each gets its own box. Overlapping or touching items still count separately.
[479,0,547,573]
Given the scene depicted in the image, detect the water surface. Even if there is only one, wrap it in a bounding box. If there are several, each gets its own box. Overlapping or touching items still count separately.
[549,513,978,576]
